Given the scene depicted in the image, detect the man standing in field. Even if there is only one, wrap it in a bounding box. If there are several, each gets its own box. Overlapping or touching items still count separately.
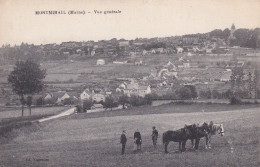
[134,129,142,151]
[120,130,127,155]
[151,126,158,147]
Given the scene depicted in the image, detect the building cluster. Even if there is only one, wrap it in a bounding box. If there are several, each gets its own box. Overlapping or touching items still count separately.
[1,24,260,107]
[0,27,231,64]
[27,78,152,109]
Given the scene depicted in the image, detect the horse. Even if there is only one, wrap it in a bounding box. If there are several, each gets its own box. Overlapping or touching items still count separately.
[189,122,225,149]
[206,121,225,149]
[162,126,192,153]
[183,122,211,150]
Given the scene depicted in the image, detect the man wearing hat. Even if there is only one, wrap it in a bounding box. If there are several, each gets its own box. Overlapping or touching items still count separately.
[152,126,158,147]
[120,130,127,155]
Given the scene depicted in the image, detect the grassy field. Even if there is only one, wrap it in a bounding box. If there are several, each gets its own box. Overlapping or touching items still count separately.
[40,55,178,83]
[73,103,260,119]
[0,104,259,167]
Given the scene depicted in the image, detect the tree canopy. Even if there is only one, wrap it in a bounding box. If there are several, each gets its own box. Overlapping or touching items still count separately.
[8,60,46,96]
[8,60,46,116]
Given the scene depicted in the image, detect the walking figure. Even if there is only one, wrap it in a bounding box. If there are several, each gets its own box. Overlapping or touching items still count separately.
[134,129,142,151]
[120,130,127,155]
[152,126,158,147]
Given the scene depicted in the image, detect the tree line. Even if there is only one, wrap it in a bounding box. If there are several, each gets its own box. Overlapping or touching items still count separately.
[209,28,260,49]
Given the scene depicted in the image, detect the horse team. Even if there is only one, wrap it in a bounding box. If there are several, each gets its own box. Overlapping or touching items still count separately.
[120,121,224,154]
[163,121,225,153]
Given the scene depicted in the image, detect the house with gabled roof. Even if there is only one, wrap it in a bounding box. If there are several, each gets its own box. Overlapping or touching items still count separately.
[80,89,92,100]
[56,92,70,104]
[44,92,52,100]
[47,91,69,104]
[122,79,151,97]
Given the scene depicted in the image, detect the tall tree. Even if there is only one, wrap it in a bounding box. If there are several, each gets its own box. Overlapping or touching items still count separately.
[223,28,231,41]
[231,67,244,91]
[8,60,46,116]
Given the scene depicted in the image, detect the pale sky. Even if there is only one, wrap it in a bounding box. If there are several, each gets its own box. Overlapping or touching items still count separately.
[0,0,260,46]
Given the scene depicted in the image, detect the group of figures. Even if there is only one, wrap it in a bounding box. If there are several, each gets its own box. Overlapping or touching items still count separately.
[163,121,224,153]
[120,122,224,155]
[120,126,159,155]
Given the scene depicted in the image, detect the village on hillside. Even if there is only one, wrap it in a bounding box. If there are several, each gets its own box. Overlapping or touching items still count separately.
[0,24,260,111]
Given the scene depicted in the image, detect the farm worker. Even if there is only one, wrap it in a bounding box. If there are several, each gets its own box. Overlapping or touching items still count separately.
[151,126,158,147]
[120,130,127,155]
[134,129,142,151]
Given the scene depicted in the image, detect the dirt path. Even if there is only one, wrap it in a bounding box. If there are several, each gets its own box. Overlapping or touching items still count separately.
[38,107,75,123]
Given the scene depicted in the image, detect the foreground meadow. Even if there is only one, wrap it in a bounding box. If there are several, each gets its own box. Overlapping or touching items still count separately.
[0,105,259,167]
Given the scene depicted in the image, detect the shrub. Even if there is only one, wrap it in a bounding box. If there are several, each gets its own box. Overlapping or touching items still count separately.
[222,89,233,99]
[36,97,45,106]
[83,100,93,112]
[75,105,84,113]
[62,98,75,105]
[118,95,129,109]
[162,92,177,100]
[234,89,249,99]
[212,90,221,99]
[149,93,160,100]
[144,94,153,105]
[45,99,56,105]
[102,96,118,110]
[128,95,152,106]
[184,85,198,99]
[129,95,141,106]
[176,87,192,100]
[230,96,242,105]
[199,89,211,99]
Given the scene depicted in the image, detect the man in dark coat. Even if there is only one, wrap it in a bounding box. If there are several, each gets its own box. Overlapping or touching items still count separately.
[120,130,127,155]
[152,126,158,147]
[134,129,142,151]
